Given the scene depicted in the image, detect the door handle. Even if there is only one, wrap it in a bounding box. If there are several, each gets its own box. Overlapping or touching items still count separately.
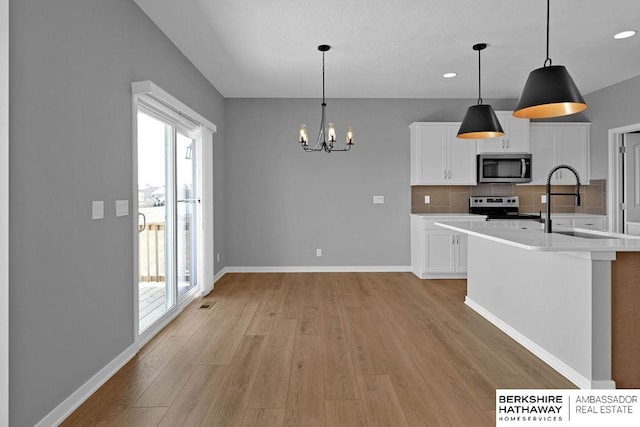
[138,212,146,233]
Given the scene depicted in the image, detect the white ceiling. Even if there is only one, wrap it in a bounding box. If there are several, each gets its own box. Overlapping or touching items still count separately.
[133,0,640,99]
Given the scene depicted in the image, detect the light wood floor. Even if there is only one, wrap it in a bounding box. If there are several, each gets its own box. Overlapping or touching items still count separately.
[62,272,574,426]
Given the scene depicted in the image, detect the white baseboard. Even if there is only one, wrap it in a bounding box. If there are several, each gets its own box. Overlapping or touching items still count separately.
[35,343,138,427]
[465,297,616,390]
[224,265,412,273]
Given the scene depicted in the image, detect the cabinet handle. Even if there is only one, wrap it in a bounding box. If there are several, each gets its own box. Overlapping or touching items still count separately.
[444,170,447,180]
[448,170,451,179]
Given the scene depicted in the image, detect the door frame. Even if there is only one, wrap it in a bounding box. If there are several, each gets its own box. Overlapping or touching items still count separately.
[607,122,640,233]
[131,81,216,346]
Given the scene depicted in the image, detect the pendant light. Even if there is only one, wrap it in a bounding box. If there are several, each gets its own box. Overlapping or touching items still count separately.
[513,0,587,119]
[457,43,504,139]
[298,45,354,153]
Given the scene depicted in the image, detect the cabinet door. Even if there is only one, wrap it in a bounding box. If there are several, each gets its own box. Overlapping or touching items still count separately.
[448,127,477,185]
[425,231,455,272]
[500,112,530,152]
[478,136,506,153]
[573,218,606,231]
[529,124,556,185]
[555,125,590,185]
[477,112,529,153]
[455,234,468,272]
[411,125,448,184]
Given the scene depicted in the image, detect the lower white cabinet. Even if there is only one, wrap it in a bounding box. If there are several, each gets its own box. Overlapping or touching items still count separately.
[550,215,607,231]
[411,215,486,279]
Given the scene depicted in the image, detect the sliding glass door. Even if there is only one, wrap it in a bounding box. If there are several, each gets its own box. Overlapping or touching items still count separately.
[136,104,199,334]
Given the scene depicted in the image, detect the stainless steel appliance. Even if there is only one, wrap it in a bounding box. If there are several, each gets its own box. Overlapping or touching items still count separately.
[477,153,532,183]
[469,196,541,220]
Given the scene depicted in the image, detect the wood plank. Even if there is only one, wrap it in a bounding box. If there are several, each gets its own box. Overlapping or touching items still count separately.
[158,365,226,427]
[242,408,285,427]
[357,375,409,427]
[117,407,167,427]
[324,400,367,427]
[61,335,189,426]
[245,273,286,335]
[133,313,227,407]
[199,302,259,365]
[284,335,324,427]
[199,335,266,426]
[248,319,297,409]
[319,275,361,400]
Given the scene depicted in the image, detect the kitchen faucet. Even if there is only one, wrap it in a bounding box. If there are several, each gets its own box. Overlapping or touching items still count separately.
[544,165,581,233]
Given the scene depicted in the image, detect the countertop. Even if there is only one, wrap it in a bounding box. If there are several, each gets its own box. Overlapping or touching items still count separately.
[435,220,640,252]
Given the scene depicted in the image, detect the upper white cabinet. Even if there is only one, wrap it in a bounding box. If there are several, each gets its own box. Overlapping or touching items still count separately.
[529,122,590,185]
[410,122,476,185]
[477,111,530,153]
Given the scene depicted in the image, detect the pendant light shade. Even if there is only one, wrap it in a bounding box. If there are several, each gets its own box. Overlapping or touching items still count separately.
[513,65,587,118]
[457,43,504,139]
[513,0,587,119]
[458,104,504,139]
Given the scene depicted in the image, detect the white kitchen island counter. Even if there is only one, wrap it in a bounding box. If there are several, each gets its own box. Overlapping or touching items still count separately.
[435,220,640,390]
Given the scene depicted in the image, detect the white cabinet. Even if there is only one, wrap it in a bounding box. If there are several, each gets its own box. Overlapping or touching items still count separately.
[529,123,590,185]
[411,215,486,279]
[477,111,530,153]
[410,122,476,185]
[545,215,607,231]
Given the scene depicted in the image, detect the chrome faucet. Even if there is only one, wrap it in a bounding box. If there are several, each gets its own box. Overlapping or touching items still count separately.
[545,165,581,233]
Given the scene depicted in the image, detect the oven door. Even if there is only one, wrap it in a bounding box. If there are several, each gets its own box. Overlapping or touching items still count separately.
[477,153,532,183]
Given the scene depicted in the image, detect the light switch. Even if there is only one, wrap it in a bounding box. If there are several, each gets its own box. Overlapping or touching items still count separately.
[424,195,430,204]
[541,195,547,204]
[116,200,129,217]
[92,201,104,220]
[373,196,385,204]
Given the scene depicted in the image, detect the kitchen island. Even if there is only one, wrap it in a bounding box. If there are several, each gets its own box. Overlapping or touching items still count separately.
[436,220,640,390]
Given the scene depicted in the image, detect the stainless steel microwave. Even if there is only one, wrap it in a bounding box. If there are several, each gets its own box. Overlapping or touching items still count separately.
[477,153,532,183]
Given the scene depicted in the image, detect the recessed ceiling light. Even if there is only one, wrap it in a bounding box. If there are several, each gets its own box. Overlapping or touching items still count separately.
[443,72,457,78]
[614,30,636,40]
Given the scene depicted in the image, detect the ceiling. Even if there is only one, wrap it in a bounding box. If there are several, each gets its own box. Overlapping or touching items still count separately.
[133,0,640,99]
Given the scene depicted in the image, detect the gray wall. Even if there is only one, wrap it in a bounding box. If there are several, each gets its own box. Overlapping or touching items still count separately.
[9,0,225,425]
[224,98,518,267]
[584,74,640,179]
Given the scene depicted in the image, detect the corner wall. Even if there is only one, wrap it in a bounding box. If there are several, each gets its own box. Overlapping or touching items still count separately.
[9,0,224,425]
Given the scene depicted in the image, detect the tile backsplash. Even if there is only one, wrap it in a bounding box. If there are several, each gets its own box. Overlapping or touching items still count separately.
[411,179,607,215]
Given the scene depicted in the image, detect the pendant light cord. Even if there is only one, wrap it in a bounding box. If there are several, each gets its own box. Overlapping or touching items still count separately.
[322,51,326,106]
[544,0,552,67]
[477,46,483,105]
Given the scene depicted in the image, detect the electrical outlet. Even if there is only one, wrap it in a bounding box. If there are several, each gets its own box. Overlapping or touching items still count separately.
[316,249,322,257]
[541,195,547,204]
[373,195,384,204]
[424,195,430,204]
[216,253,220,262]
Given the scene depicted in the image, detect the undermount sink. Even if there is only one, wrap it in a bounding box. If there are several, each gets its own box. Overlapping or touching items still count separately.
[553,230,614,239]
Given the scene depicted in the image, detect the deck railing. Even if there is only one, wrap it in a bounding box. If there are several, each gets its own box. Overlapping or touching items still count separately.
[139,222,165,282]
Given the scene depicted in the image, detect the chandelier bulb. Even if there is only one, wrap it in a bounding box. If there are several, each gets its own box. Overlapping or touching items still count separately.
[299,124,308,146]
[346,127,354,145]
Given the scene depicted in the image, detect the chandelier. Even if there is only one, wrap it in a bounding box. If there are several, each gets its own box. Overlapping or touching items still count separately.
[298,45,354,153]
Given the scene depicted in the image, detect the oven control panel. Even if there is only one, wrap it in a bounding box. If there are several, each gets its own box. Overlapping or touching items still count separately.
[469,196,519,208]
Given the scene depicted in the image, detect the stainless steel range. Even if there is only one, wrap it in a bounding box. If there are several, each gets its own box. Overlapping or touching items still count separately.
[469,196,542,220]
